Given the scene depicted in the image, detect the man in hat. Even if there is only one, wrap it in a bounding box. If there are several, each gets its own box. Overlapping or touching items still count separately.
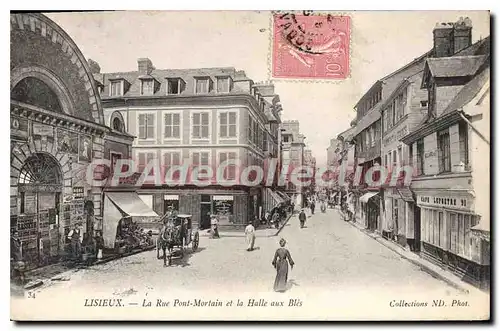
[299,208,307,229]
[67,223,82,261]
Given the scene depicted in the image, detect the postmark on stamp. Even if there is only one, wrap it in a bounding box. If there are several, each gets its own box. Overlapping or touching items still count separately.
[272,12,350,80]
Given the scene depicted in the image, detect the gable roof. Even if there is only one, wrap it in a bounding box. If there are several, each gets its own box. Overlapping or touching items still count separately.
[426,55,487,79]
[442,65,490,116]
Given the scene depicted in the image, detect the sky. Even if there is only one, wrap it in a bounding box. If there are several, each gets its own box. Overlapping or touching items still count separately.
[46,10,490,167]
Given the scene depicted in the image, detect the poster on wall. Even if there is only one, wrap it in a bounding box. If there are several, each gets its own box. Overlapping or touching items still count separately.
[79,135,92,162]
[57,129,78,155]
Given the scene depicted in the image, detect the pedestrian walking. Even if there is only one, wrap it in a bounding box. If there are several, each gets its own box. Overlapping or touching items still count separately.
[244,221,256,251]
[210,214,220,239]
[272,238,295,293]
[299,209,307,228]
[310,200,316,215]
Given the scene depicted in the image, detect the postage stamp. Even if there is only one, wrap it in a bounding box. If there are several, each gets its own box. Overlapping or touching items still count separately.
[272,13,351,80]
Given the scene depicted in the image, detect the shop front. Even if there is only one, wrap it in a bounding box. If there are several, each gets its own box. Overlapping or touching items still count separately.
[136,186,259,231]
[416,189,489,288]
[102,192,159,250]
[359,191,380,231]
[382,187,416,247]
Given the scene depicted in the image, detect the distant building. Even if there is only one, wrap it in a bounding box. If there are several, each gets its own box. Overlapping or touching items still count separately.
[96,59,284,229]
[281,120,306,205]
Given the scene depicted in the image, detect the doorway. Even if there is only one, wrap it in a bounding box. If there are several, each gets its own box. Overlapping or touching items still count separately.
[200,195,212,230]
[17,153,62,268]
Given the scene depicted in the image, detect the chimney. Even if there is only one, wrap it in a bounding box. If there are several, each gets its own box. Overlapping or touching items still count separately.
[138,58,154,75]
[453,17,473,53]
[433,22,455,57]
[88,59,101,74]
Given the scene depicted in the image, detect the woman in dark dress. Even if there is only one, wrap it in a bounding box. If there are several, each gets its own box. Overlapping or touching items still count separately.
[272,238,295,292]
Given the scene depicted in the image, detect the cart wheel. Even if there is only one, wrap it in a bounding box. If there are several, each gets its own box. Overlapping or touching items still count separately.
[192,232,199,252]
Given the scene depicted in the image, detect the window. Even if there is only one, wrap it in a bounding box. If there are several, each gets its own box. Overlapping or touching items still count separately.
[438,130,451,173]
[219,152,237,180]
[140,79,154,95]
[192,113,210,139]
[195,77,210,93]
[112,117,123,132]
[393,150,397,168]
[220,112,237,138]
[110,81,122,96]
[138,113,155,139]
[137,152,155,172]
[164,113,181,139]
[384,154,388,167]
[416,139,424,175]
[283,135,289,143]
[192,151,210,169]
[263,132,268,151]
[420,100,428,108]
[216,77,231,93]
[370,127,375,147]
[163,151,181,167]
[167,78,182,95]
[459,122,469,167]
[110,152,122,174]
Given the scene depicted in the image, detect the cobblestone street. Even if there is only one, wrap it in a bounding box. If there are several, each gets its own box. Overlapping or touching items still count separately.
[14,209,491,320]
[26,209,460,296]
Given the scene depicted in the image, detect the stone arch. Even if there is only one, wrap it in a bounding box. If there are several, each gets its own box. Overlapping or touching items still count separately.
[11,65,76,116]
[11,137,72,187]
[110,111,125,132]
[10,13,104,125]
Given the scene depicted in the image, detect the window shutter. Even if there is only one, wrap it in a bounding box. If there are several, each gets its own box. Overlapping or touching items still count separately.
[201,152,209,166]
[201,113,209,138]
[220,112,228,137]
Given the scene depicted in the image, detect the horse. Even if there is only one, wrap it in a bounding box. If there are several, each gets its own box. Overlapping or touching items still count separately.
[156,222,182,267]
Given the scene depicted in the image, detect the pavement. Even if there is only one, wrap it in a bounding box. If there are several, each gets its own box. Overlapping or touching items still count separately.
[11,209,490,320]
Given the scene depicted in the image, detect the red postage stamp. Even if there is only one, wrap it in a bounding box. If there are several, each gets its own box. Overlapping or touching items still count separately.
[272,13,350,80]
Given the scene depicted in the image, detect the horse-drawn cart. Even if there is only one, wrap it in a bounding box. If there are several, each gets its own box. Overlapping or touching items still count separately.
[156,214,200,266]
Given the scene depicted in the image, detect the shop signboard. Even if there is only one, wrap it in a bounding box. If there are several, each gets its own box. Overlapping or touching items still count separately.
[11,116,29,140]
[57,129,78,155]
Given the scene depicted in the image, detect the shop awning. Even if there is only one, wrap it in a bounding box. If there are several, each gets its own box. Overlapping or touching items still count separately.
[360,192,379,203]
[102,192,159,249]
[397,187,415,202]
[106,192,159,217]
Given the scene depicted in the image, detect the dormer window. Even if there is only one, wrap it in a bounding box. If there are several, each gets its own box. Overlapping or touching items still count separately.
[140,79,154,96]
[195,77,212,94]
[110,80,123,97]
[216,76,231,93]
[167,78,185,95]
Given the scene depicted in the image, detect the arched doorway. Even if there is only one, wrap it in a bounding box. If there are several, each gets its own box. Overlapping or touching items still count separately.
[18,153,62,268]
